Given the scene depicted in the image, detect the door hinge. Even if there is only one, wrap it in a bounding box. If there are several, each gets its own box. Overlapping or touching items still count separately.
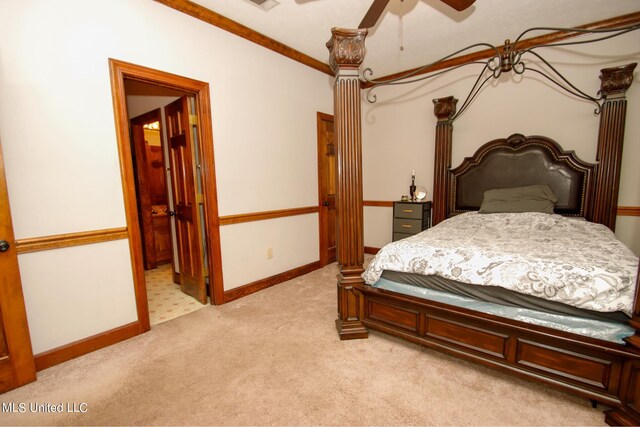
[189,114,198,126]
[203,266,209,277]
[196,193,204,204]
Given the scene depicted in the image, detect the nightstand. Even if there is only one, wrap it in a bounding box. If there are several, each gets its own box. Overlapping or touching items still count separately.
[393,200,432,241]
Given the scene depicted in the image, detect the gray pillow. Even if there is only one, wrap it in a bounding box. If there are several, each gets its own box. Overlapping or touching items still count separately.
[479,185,558,214]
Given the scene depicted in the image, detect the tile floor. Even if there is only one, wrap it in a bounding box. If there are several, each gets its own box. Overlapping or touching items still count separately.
[145,263,208,325]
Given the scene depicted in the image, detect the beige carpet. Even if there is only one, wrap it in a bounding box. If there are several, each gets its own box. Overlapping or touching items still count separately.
[1,262,606,426]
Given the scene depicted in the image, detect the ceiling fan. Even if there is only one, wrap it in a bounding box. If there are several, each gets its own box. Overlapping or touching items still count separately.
[358,0,476,29]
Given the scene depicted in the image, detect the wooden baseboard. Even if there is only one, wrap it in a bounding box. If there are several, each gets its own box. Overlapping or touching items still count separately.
[223,261,321,303]
[365,246,381,255]
[34,321,141,371]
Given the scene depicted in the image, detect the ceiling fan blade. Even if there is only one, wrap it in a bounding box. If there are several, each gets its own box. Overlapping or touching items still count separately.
[358,0,391,29]
[439,0,476,12]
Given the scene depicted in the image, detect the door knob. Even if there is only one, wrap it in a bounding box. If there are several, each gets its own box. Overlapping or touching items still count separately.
[0,240,10,252]
[168,210,176,216]
[322,201,330,207]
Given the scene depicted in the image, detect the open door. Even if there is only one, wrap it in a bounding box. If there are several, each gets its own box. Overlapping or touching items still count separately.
[0,140,36,392]
[130,109,173,271]
[130,110,158,271]
[165,96,207,304]
[317,112,337,266]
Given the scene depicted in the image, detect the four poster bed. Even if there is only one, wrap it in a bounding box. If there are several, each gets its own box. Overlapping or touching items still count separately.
[326,27,640,427]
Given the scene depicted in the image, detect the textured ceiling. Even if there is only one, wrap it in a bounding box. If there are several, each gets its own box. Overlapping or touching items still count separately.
[187,0,639,77]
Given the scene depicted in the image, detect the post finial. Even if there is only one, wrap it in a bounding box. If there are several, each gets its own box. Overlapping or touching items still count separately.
[327,28,368,75]
[433,96,458,122]
[599,63,636,99]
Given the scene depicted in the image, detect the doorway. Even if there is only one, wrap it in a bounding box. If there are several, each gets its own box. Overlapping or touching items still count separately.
[317,112,337,266]
[128,88,209,325]
[109,59,224,332]
[129,107,173,272]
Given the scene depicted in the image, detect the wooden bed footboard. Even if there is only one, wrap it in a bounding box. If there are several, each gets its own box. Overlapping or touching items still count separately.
[360,285,640,412]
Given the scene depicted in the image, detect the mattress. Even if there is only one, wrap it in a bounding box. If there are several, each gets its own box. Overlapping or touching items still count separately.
[363,212,638,316]
[372,276,635,344]
[380,270,629,323]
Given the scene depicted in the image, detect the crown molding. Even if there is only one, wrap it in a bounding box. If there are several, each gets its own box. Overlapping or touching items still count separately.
[154,0,333,76]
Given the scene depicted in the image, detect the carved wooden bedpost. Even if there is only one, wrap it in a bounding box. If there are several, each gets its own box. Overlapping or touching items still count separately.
[602,65,640,425]
[432,96,458,226]
[327,28,369,340]
[591,63,636,231]
[605,263,640,426]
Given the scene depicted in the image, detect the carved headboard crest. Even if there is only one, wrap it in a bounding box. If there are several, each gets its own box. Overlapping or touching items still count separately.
[505,133,526,145]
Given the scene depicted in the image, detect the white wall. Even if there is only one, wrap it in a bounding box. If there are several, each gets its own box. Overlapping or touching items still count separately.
[127,95,181,121]
[18,241,137,355]
[220,214,319,289]
[0,0,332,353]
[362,31,640,255]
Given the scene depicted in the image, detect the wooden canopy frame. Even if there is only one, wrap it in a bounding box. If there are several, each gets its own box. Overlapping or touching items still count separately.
[327,27,640,426]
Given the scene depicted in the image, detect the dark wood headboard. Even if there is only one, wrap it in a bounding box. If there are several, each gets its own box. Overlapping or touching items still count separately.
[448,134,594,217]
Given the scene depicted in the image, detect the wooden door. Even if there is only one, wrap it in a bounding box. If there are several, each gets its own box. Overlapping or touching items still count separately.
[165,96,207,304]
[131,110,172,269]
[131,111,157,270]
[150,207,172,264]
[0,140,36,392]
[317,112,337,266]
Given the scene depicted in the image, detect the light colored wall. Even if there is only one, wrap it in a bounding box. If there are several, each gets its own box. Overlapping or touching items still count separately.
[0,0,332,353]
[127,95,181,121]
[18,241,137,355]
[143,129,161,147]
[220,215,319,289]
[362,31,640,255]
[617,217,640,256]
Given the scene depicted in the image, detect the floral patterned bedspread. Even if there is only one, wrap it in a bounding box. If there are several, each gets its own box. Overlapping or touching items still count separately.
[363,212,639,316]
